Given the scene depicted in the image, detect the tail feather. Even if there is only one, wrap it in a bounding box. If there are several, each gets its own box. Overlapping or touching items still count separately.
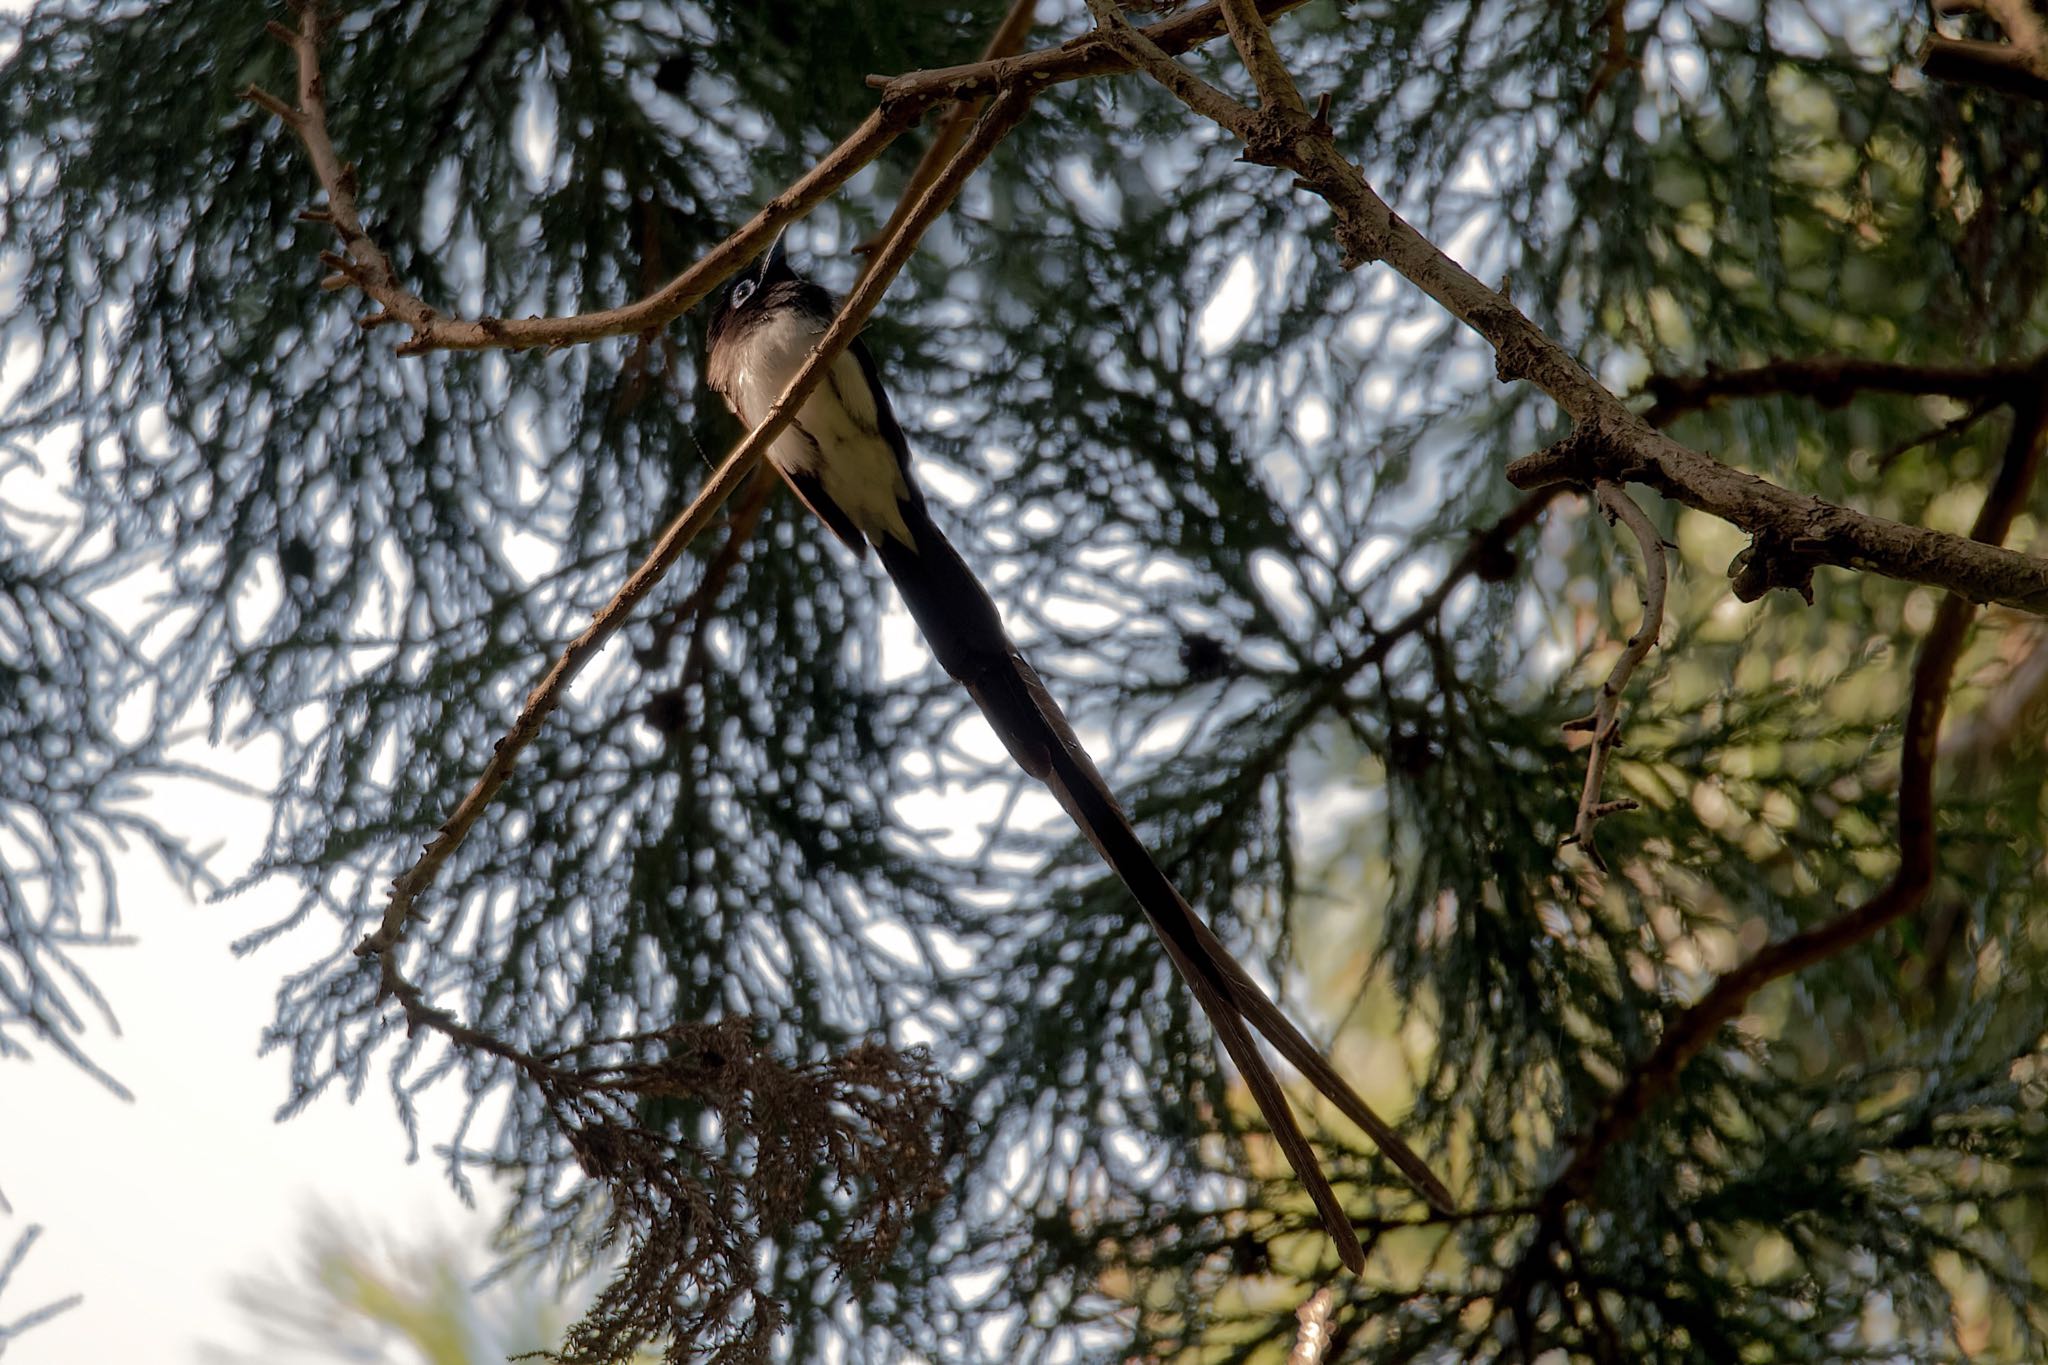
[873,496,1453,1266]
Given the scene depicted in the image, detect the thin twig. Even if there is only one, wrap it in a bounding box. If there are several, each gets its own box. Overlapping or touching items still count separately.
[360,89,1037,979]
[1562,480,1666,869]
[247,1,901,355]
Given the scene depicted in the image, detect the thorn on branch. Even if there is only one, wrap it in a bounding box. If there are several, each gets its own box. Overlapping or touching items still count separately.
[1310,90,1333,136]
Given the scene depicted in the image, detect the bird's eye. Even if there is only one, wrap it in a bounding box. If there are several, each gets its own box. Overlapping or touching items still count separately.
[731,278,757,308]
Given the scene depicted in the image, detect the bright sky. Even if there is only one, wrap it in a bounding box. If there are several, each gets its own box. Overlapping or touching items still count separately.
[2,761,500,1364]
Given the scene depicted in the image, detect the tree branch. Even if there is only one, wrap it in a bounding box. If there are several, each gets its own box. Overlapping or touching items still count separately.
[1091,6,2048,615]
[1219,0,1307,115]
[1921,0,2048,101]
[852,0,1040,263]
[243,0,1304,356]
[359,89,1037,969]
[1561,481,1666,869]
[1549,390,2048,1205]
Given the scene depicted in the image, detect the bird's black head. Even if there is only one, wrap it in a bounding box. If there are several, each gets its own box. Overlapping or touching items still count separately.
[710,230,797,334]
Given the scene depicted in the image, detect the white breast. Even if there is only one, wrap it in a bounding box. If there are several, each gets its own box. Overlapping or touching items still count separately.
[723,313,913,547]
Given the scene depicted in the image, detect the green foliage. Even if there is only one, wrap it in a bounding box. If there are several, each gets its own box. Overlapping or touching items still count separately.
[4,0,2048,1360]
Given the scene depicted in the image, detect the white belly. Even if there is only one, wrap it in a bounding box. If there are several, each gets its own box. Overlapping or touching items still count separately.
[724,312,914,548]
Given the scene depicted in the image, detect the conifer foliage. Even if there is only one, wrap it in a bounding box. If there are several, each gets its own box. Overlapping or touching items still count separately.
[4,0,2048,1360]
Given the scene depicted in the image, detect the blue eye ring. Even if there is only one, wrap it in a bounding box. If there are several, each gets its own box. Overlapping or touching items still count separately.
[731,278,757,308]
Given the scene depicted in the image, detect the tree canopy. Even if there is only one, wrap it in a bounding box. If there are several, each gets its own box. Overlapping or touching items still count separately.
[4,0,2048,1360]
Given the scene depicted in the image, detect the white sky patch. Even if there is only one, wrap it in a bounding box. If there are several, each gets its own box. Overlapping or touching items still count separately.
[876,600,927,684]
[1342,534,1398,589]
[228,553,282,648]
[1293,393,1331,445]
[1660,44,1709,102]
[1130,709,1194,762]
[499,524,562,585]
[513,73,558,192]
[893,784,993,861]
[1387,310,1447,353]
[915,458,979,508]
[1197,253,1258,354]
[924,924,974,974]
[1388,558,1442,612]
[860,918,924,970]
[1447,145,1498,195]
[1251,549,1314,629]
[946,708,1012,769]
[1056,155,1123,230]
[1037,592,1120,633]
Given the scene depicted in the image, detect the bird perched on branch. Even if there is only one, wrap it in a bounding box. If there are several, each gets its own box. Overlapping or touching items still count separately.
[704,234,1453,1271]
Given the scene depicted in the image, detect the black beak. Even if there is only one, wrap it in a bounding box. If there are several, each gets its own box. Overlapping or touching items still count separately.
[759,226,788,282]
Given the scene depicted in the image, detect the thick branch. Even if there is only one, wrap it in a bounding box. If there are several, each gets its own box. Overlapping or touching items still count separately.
[359,89,1036,967]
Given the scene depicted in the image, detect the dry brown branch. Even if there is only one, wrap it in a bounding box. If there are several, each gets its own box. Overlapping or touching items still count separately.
[1087,0,1259,128]
[360,88,1037,969]
[243,0,1303,357]
[1548,390,2048,1206]
[1583,0,1640,108]
[247,1,901,356]
[1083,6,2048,614]
[1981,0,2048,70]
[1561,481,1666,869]
[1923,0,2048,97]
[1220,0,1307,114]
[853,0,1040,264]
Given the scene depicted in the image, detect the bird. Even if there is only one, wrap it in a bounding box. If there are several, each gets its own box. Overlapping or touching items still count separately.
[703,234,1454,1271]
